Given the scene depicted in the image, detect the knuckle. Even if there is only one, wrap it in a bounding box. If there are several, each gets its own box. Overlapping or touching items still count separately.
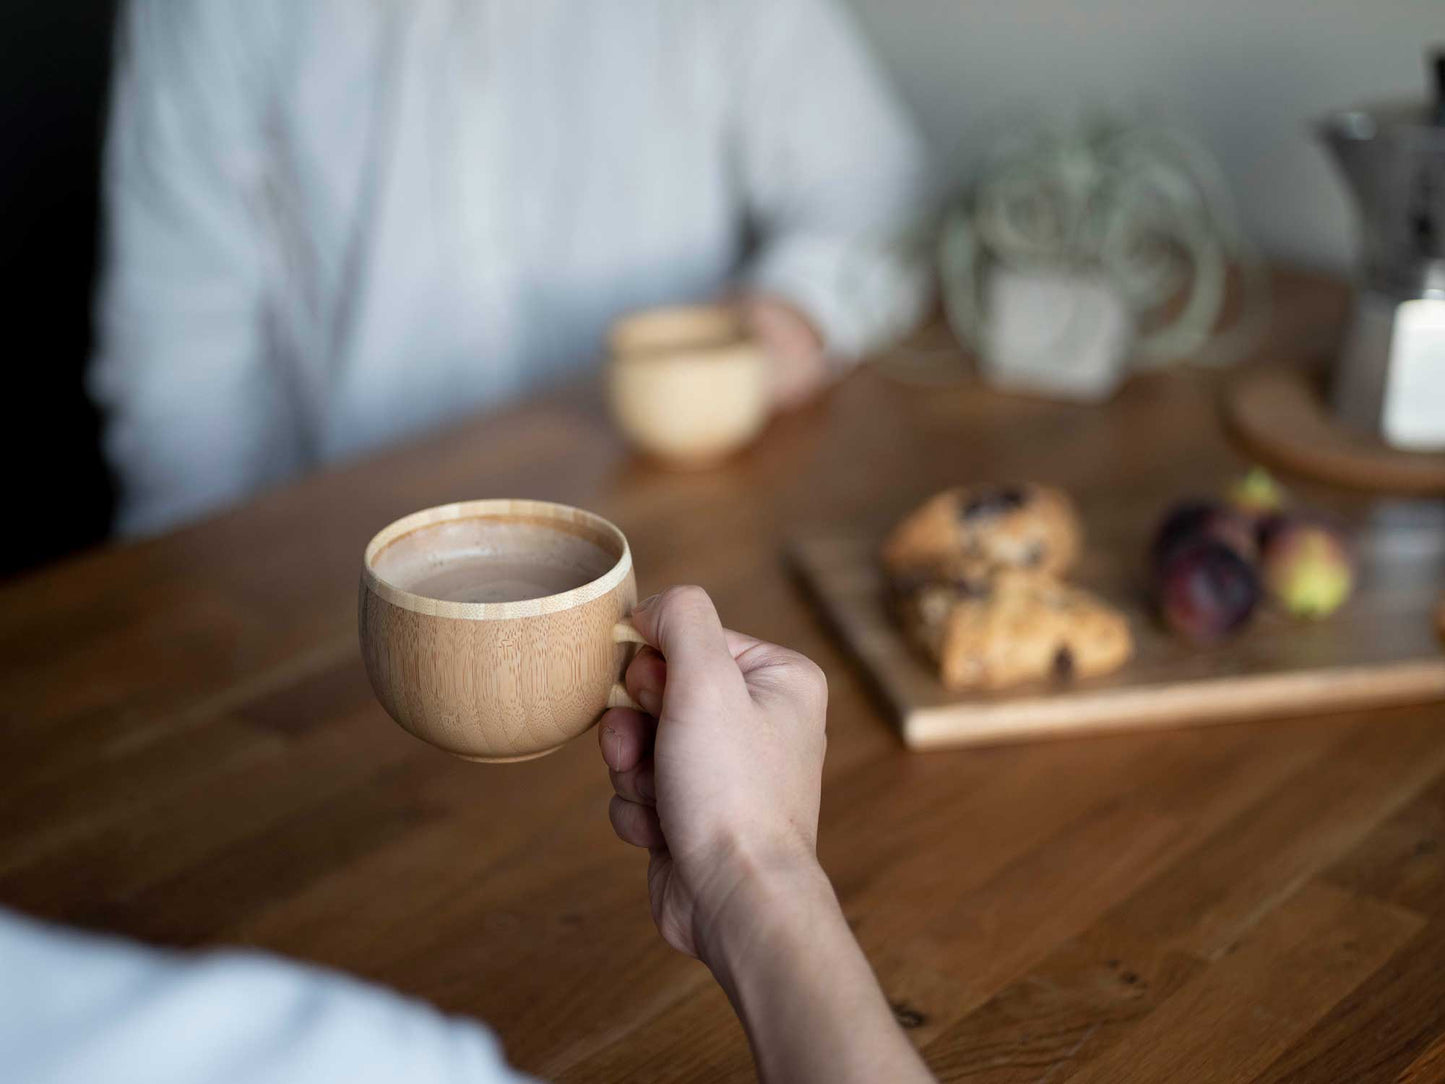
[608,795,646,846]
[793,656,829,705]
[608,795,627,831]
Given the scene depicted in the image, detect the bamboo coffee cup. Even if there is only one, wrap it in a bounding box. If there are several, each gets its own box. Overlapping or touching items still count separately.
[359,499,645,762]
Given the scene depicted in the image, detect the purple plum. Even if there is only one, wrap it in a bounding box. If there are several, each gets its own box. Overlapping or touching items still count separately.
[1155,539,1261,644]
[1150,500,1258,575]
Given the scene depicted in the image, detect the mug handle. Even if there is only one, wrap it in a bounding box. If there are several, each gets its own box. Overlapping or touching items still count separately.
[606,620,649,712]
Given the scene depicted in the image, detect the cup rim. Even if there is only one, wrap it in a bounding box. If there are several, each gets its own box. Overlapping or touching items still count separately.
[362,499,633,620]
[608,339,763,370]
[608,302,744,358]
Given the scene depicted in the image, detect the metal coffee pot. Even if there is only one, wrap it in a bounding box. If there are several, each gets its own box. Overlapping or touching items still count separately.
[1319,52,1445,451]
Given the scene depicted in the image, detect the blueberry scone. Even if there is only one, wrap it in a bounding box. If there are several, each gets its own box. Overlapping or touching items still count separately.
[881,484,1081,578]
[894,568,1133,690]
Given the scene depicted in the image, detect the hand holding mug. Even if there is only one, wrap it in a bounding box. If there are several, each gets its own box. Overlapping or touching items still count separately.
[597,586,935,1084]
[598,585,830,959]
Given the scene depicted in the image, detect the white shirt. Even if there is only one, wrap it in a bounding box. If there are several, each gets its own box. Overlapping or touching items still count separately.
[90,0,933,535]
[0,908,532,1084]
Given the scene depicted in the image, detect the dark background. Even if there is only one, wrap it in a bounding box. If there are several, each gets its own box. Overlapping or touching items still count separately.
[3,1,119,579]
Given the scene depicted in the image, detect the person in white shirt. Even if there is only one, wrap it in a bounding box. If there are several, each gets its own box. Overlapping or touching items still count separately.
[89,0,934,536]
[2,587,937,1084]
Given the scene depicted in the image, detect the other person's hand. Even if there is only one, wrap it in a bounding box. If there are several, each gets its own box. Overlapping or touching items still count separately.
[738,295,831,409]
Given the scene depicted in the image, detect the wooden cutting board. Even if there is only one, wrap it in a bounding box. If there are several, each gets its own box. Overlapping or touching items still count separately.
[791,531,1445,750]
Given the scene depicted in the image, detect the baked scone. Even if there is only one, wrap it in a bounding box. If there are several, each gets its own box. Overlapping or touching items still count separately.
[894,568,1133,691]
[881,484,1081,578]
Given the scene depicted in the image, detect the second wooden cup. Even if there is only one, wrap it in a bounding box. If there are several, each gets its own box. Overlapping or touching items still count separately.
[606,303,770,466]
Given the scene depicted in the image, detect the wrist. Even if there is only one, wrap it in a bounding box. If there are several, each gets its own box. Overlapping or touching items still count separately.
[693,847,839,992]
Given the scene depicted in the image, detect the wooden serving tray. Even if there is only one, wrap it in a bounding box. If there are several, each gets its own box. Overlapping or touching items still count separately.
[791,533,1445,750]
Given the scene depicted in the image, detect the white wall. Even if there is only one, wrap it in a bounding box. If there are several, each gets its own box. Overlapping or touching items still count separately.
[842,0,1443,271]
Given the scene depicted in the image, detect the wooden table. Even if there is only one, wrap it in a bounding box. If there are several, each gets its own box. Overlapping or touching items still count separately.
[4,271,1444,1083]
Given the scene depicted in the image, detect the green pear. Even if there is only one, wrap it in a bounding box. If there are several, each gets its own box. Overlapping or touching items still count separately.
[1259,517,1354,619]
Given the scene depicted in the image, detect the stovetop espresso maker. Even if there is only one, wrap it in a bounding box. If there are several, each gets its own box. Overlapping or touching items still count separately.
[1319,51,1445,451]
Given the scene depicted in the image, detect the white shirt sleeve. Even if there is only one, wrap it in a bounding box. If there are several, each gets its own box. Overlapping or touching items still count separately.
[0,909,535,1084]
[88,1,305,537]
[728,0,936,360]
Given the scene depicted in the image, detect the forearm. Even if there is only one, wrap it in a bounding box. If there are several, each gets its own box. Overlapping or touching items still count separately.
[744,233,933,363]
[701,862,934,1084]
[728,0,936,361]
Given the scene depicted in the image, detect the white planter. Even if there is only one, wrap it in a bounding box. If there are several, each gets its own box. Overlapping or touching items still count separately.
[979,266,1134,402]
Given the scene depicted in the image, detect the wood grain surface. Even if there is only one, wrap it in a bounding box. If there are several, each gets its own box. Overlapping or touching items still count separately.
[4,270,1445,1082]
[791,530,1445,749]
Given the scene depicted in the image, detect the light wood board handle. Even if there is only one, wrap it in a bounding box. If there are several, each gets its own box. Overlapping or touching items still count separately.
[607,620,649,713]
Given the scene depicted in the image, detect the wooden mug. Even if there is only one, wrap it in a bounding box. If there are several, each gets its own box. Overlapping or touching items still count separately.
[606,303,770,466]
[359,499,644,762]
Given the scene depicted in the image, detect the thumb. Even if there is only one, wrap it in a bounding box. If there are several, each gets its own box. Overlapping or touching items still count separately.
[628,586,739,694]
